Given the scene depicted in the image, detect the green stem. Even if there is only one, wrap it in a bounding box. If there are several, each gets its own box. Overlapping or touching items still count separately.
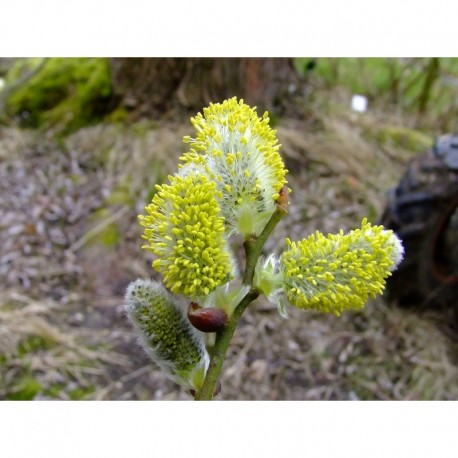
[243,206,287,285]
[193,289,259,400]
[194,205,287,400]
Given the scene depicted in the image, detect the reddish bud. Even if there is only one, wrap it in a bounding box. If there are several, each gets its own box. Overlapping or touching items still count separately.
[213,379,222,397]
[277,186,290,212]
[190,379,222,398]
[187,302,228,333]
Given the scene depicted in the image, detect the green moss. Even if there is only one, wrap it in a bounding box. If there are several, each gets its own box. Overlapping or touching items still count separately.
[17,335,54,357]
[44,383,66,398]
[5,58,112,132]
[69,385,95,400]
[3,58,44,83]
[105,185,134,206]
[131,119,158,136]
[105,106,129,123]
[347,382,375,400]
[86,207,121,248]
[6,377,42,400]
[298,58,394,95]
[365,203,379,223]
[5,376,94,400]
[370,125,433,152]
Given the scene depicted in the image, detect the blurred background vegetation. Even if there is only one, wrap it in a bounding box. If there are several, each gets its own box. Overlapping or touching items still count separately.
[0,57,457,400]
[1,57,457,133]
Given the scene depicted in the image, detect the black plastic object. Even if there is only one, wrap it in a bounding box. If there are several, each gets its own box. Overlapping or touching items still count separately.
[379,135,458,318]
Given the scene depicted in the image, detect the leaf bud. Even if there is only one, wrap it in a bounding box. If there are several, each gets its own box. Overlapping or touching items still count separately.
[187,302,228,332]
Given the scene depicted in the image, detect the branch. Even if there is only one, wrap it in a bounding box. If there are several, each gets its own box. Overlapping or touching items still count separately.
[193,288,259,400]
[194,199,288,400]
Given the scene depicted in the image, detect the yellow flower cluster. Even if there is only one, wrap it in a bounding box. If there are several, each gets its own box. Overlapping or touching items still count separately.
[181,97,288,237]
[125,279,209,390]
[139,173,234,298]
[280,219,403,316]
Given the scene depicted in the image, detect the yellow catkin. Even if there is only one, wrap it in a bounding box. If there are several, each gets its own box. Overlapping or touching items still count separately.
[280,220,403,316]
[180,97,288,236]
[139,173,234,298]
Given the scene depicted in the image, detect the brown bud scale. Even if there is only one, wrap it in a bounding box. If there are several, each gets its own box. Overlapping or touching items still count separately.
[190,379,222,398]
[277,185,290,212]
[187,302,228,333]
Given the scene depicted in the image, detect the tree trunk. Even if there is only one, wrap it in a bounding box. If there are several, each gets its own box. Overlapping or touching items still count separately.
[109,58,302,119]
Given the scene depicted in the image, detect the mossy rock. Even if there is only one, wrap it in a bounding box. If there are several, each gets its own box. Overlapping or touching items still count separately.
[5,58,113,132]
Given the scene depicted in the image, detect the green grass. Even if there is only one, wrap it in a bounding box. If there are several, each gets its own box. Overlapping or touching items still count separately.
[295,57,458,132]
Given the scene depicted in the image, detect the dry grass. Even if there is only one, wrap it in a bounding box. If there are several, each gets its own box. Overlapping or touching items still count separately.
[64,121,191,211]
[0,290,130,400]
[216,298,458,400]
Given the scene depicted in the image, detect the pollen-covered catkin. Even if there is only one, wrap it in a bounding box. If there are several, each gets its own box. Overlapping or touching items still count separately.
[280,219,404,316]
[139,172,235,299]
[181,97,288,237]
